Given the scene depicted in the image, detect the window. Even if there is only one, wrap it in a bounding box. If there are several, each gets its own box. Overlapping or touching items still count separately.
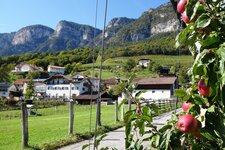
[162,91,164,93]
[152,91,155,93]
[62,87,65,90]
[76,87,79,90]
[65,87,69,90]
[72,87,75,90]
[82,88,85,91]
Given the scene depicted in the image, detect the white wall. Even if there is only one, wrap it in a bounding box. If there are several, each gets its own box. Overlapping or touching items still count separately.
[139,60,150,67]
[119,89,172,102]
[35,84,46,93]
[21,65,32,72]
[135,89,171,100]
[46,81,89,99]
[48,66,65,74]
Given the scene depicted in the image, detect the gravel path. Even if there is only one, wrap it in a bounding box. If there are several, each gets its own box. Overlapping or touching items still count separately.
[58,109,181,150]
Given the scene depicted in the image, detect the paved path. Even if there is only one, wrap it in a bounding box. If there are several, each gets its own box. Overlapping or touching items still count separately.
[58,109,181,150]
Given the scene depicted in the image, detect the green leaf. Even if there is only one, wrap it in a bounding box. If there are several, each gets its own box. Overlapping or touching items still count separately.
[124,110,136,124]
[207,105,215,112]
[191,1,204,21]
[154,134,160,147]
[202,32,220,48]
[174,89,187,97]
[192,94,208,105]
[201,127,218,141]
[142,105,150,116]
[82,143,92,150]
[139,115,152,123]
[197,14,211,28]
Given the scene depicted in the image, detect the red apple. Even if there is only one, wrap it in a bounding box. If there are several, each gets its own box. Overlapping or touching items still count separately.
[177,114,198,133]
[182,11,190,24]
[198,79,210,97]
[207,49,215,54]
[199,0,206,4]
[177,0,187,13]
[182,101,192,112]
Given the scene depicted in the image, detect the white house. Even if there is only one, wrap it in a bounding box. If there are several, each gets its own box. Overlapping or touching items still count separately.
[45,74,91,99]
[34,83,47,98]
[0,83,10,98]
[47,65,65,75]
[12,63,43,73]
[138,59,151,67]
[119,77,177,102]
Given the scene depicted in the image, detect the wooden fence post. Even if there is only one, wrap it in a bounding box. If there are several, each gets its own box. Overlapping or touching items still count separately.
[68,101,74,135]
[115,99,119,122]
[21,103,28,149]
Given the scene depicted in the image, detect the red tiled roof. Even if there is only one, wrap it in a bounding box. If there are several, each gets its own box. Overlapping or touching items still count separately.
[14,79,30,85]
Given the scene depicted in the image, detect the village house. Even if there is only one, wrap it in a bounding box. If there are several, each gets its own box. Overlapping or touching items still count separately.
[0,83,11,98]
[45,74,91,100]
[11,63,43,74]
[138,59,151,67]
[8,79,31,99]
[119,76,177,102]
[47,65,65,75]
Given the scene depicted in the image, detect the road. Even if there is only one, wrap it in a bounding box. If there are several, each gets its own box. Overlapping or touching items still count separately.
[58,109,181,150]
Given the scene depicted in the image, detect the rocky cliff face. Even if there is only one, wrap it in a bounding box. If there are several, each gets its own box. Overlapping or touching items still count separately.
[93,17,135,45]
[38,20,101,52]
[0,2,179,56]
[0,32,15,49]
[12,25,54,45]
[105,2,178,44]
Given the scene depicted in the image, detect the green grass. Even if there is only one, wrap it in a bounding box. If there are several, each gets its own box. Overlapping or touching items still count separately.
[0,104,124,150]
[82,55,193,68]
[80,55,194,79]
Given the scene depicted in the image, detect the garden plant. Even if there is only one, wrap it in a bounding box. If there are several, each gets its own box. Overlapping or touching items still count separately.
[123,0,225,149]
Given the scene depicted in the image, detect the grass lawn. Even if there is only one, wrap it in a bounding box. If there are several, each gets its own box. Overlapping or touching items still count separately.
[0,104,124,150]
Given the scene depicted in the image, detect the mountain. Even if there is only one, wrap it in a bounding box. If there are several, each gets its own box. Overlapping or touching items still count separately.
[93,17,136,45]
[38,20,102,52]
[0,2,179,56]
[0,25,54,56]
[105,2,179,44]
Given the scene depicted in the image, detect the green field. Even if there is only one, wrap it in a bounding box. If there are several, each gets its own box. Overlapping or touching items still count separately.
[81,55,193,79]
[0,104,123,150]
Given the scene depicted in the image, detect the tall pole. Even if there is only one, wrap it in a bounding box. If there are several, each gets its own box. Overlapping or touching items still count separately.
[93,0,108,149]
[21,102,28,148]
[68,82,74,135]
[68,101,74,134]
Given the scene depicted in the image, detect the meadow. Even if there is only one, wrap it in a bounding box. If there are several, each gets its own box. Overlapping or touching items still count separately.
[81,55,193,79]
[0,100,179,150]
[0,104,122,150]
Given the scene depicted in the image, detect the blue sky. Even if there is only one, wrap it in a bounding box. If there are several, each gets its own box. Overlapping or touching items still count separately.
[0,0,169,33]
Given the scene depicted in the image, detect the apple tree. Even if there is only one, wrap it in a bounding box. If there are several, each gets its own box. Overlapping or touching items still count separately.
[122,0,225,149]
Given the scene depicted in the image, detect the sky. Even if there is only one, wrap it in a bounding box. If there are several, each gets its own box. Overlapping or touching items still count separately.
[0,0,169,33]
